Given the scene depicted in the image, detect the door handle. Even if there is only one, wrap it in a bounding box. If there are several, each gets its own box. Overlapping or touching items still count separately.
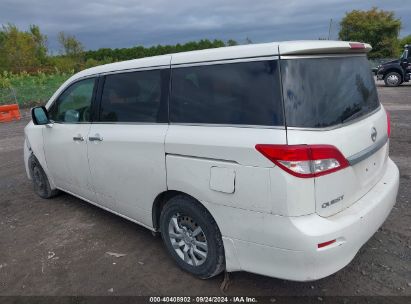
[73,135,84,142]
[89,134,103,142]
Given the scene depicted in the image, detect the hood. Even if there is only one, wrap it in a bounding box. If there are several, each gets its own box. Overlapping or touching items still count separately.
[381,59,400,66]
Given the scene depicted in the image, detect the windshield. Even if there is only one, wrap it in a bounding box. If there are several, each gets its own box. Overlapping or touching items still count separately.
[401,50,407,60]
[281,56,380,128]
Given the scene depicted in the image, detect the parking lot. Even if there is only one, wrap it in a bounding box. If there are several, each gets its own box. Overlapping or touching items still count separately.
[0,81,410,297]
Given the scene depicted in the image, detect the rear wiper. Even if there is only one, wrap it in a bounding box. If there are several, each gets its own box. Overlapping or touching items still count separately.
[341,107,363,124]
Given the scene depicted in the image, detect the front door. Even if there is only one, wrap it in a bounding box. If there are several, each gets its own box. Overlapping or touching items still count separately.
[43,78,96,201]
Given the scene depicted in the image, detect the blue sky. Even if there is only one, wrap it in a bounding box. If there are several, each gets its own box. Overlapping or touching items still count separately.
[1,0,410,52]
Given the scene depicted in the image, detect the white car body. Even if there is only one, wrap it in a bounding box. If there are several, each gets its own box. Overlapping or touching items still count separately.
[24,40,399,281]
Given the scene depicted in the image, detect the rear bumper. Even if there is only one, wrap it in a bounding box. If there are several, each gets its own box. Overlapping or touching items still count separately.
[221,158,399,281]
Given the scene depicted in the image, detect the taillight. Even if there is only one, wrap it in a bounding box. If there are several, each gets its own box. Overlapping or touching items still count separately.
[255,144,349,178]
[386,110,391,138]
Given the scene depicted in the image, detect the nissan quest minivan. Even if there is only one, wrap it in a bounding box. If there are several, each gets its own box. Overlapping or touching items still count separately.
[25,41,399,281]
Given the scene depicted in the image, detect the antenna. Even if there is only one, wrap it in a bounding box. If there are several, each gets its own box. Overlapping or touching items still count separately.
[328,18,333,40]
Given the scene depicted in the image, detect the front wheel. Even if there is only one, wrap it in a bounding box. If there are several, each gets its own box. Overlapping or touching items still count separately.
[384,72,402,87]
[160,195,225,279]
[28,155,59,199]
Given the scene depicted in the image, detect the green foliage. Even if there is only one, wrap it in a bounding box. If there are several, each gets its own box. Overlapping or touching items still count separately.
[84,39,228,62]
[0,71,12,89]
[1,22,241,72]
[49,56,78,73]
[0,23,48,72]
[84,58,100,69]
[339,8,402,59]
[58,32,84,58]
[0,23,244,107]
[227,39,238,46]
[29,25,48,65]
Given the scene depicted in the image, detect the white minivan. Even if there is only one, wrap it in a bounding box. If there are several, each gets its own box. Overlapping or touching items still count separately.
[25,41,399,281]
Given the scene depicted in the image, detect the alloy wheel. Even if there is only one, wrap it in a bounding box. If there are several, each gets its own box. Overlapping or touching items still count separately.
[168,213,208,266]
[386,74,400,86]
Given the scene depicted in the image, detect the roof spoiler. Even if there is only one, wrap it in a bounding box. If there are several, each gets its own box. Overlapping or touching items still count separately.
[279,41,372,56]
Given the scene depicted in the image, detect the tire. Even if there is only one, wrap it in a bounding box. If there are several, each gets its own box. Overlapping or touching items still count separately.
[28,155,60,199]
[160,195,225,279]
[384,72,402,87]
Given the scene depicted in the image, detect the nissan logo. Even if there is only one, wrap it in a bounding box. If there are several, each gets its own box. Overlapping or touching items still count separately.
[371,127,377,142]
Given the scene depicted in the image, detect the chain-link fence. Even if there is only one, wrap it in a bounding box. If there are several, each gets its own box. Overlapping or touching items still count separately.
[0,87,18,106]
[0,73,71,108]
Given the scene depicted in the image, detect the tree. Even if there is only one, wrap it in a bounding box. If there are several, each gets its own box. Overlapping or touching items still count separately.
[84,39,228,63]
[227,39,238,46]
[339,8,401,58]
[0,23,47,72]
[29,25,48,64]
[58,32,84,58]
[0,23,245,73]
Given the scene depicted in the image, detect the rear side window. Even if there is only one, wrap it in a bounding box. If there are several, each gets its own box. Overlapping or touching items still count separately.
[170,60,284,126]
[100,69,169,123]
[281,56,380,128]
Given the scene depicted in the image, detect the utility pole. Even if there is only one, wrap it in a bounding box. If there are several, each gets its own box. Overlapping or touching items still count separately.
[328,18,333,40]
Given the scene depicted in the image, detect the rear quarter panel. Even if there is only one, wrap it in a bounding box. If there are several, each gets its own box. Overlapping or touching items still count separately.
[165,125,315,216]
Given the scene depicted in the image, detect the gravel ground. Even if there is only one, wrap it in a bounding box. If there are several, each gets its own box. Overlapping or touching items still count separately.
[0,80,410,297]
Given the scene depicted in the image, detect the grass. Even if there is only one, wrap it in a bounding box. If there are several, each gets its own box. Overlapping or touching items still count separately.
[0,71,72,108]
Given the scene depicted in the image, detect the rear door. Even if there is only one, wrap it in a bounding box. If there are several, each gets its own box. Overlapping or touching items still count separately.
[87,64,170,227]
[281,54,389,217]
[165,58,289,214]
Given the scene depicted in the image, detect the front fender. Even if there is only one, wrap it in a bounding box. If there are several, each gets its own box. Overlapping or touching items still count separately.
[24,121,57,190]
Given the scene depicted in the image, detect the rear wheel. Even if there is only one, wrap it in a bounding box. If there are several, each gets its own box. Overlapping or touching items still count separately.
[160,195,225,279]
[29,155,59,199]
[384,72,402,87]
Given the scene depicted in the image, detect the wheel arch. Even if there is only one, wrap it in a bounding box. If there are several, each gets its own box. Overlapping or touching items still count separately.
[152,190,217,231]
[383,68,404,79]
[27,152,38,179]
[26,146,57,191]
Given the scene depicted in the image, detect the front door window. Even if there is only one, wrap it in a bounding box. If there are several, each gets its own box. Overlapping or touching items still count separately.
[48,78,95,123]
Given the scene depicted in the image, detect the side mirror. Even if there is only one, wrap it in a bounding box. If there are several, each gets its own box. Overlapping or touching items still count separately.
[31,106,50,125]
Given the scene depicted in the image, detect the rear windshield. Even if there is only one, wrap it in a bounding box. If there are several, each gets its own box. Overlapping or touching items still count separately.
[281,56,380,128]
